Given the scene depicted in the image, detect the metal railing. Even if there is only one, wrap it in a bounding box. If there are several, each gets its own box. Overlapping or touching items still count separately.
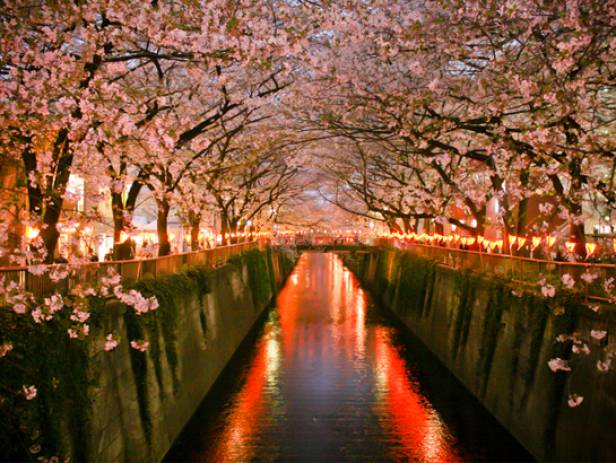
[391,242,616,301]
[0,241,260,297]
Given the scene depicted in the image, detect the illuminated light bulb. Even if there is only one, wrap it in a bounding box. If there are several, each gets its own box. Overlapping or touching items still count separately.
[565,241,576,253]
[517,237,527,249]
[25,226,40,240]
[546,236,556,248]
[531,236,541,250]
[585,243,597,256]
[508,235,517,247]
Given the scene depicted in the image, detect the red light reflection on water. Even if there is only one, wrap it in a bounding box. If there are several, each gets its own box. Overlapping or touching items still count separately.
[373,326,462,462]
[205,335,269,462]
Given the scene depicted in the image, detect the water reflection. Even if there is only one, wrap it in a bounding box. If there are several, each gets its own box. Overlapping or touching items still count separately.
[166,252,533,462]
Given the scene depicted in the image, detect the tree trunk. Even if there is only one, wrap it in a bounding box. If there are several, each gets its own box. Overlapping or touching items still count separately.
[112,179,145,258]
[220,211,229,245]
[189,210,201,251]
[157,200,171,256]
[111,191,126,259]
[386,218,401,233]
[22,133,73,263]
[569,220,586,260]
[402,217,414,233]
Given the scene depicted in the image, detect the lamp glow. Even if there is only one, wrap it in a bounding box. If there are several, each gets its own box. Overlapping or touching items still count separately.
[531,236,541,250]
[25,226,40,240]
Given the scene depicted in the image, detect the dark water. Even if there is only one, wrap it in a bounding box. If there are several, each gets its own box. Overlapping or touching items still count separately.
[165,252,534,462]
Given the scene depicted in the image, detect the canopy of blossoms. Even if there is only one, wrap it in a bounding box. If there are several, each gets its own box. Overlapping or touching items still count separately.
[0,0,615,458]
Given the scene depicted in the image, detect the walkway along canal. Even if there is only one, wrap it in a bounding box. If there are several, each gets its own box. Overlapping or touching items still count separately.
[165,252,533,462]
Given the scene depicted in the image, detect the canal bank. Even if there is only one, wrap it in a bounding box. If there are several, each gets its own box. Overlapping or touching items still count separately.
[165,252,532,462]
[342,248,616,462]
[87,248,296,462]
[0,248,296,462]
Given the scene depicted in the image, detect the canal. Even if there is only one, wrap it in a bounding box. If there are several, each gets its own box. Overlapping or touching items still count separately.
[165,252,533,462]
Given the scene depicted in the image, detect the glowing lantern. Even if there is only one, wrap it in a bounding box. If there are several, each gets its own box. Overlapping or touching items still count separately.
[585,243,597,257]
[489,241,498,251]
[483,239,491,250]
[531,236,541,250]
[546,236,556,248]
[477,236,484,245]
[517,237,527,249]
[461,237,468,246]
[25,226,40,241]
[508,235,517,247]
[565,241,576,253]
[453,234,460,243]
[466,237,476,246]
[495,239,504,251]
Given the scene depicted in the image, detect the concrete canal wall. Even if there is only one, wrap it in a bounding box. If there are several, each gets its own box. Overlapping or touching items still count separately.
[343,249,616,462]
[1,249,295,462]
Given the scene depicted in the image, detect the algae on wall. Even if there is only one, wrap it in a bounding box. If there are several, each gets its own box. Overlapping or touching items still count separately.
[0,248,295,462]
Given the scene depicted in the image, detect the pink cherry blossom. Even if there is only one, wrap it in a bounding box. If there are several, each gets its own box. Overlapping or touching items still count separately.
[567,394,584,408]
[0,342,13,358]
[590,330,607,341]
[548,358,571,372]
[22,385,37,401]
[597,359,612,373]
[540,284,556,298]
[580,272,598,285]
[572,343,590,355]
[104,334,119,352]
[130,340,150,352]
[561,274,575,289]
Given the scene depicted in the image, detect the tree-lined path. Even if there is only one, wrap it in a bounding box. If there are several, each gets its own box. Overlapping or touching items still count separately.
[1,1,616,461]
